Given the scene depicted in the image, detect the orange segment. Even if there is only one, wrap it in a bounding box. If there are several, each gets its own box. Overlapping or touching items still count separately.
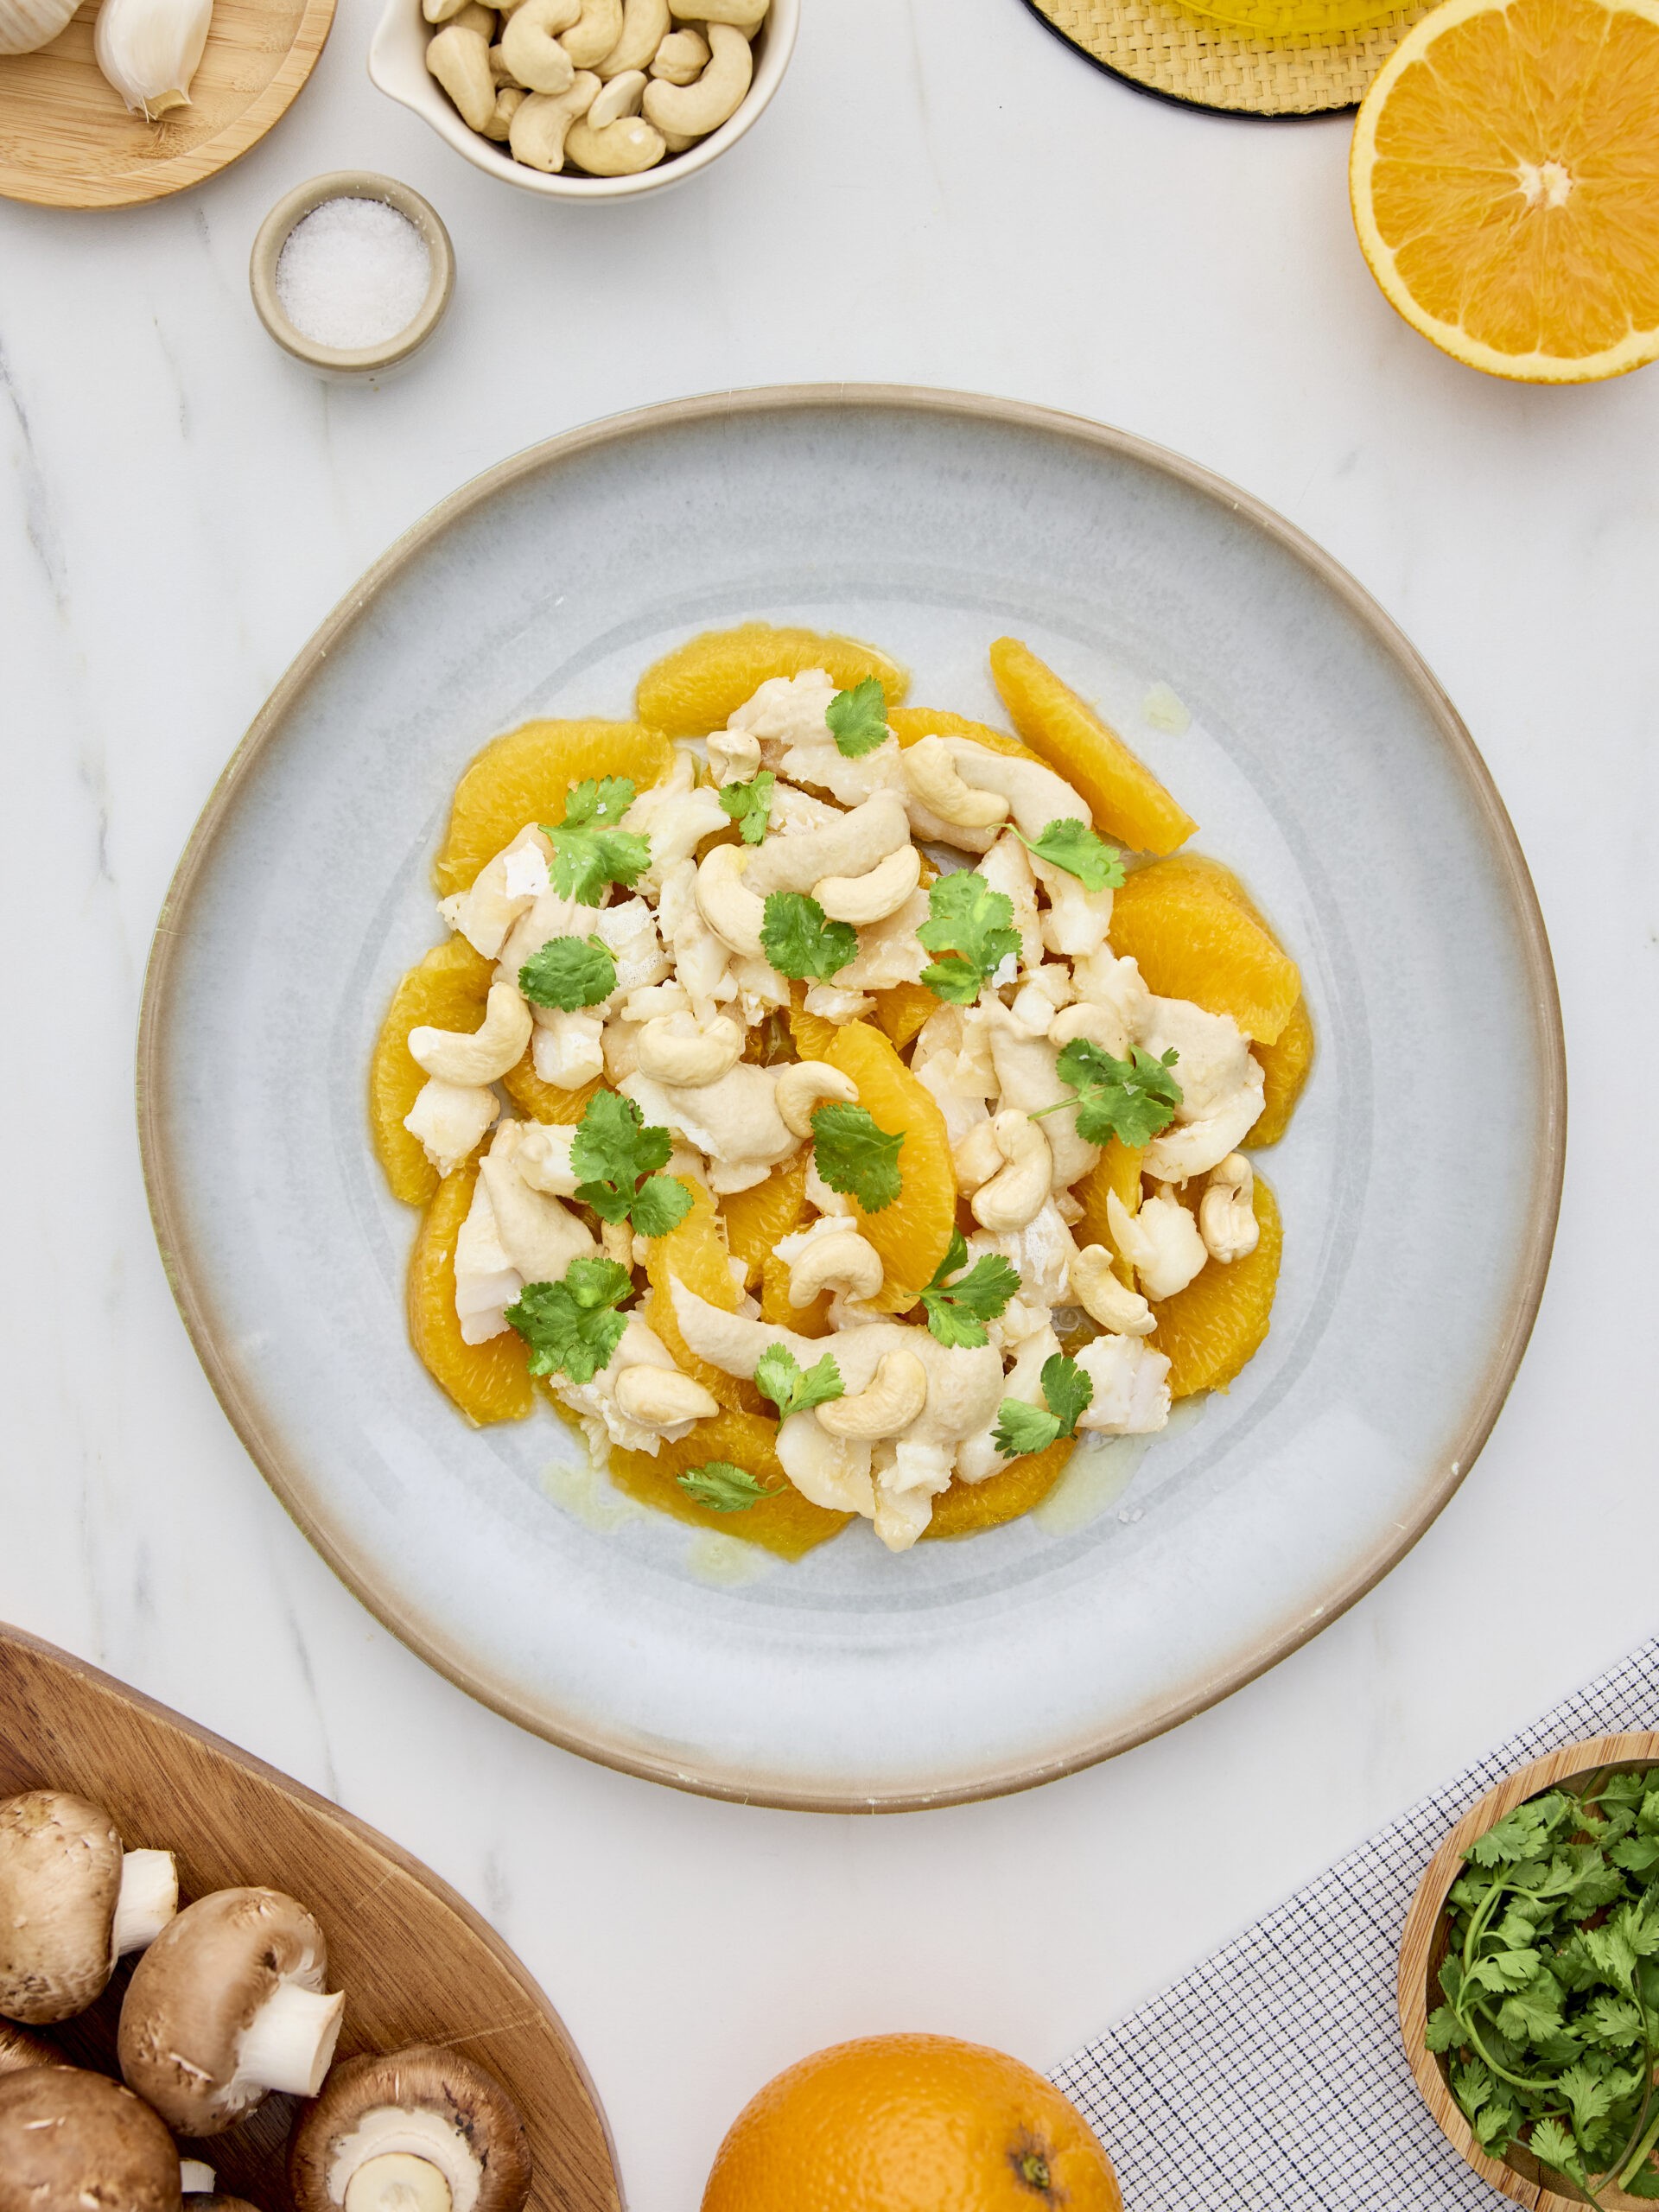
[824,1022,956,1313]
[371,937,496,1205]
[1151,1175,1282,1398]
[887,708,1040,761]
[786,982,845,1064]
[721,1156,810,1288]
[1072,1138,1146,1288]
[500,1058,601,1127]
[1351,0,1659,384]
[407,1163,533,1426]
[760,1251,835,1336]
[435,720,672,896]
[988,637,1197,855]
[923,1439,1076,1539]
[1109,860,1301,1044]
[1249,997,1316,1146]
[874,982,937,1052]
[645,1177,762,1415]
[607,1408,851,1560]
[635,625,909,738]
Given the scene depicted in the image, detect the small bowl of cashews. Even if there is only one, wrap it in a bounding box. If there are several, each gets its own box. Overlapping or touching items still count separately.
[368,0,797,198]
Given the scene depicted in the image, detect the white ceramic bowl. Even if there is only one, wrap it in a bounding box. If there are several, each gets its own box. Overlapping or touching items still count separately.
[368,0,798,200]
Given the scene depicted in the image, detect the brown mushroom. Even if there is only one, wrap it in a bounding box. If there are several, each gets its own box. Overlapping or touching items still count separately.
[0,2065,181,2212]
[118,1888,345,2135]
[179,2174,259,2212]
[0,2016,63,2075]
[0,1791,179,2024]
[289,2046,532,2212]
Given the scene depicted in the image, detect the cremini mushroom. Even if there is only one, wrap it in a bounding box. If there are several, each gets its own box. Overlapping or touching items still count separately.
[597,0,666,70]
[648,22,705,78]
[0,1791,178,2024]
[779,1224,884,1309]
[0,2018,60,2075]
[1069,1245,1155,1337]
[507,71,597,166]
[632,1010,744,1086]
[289,2045,532,2212]
[1105,1188,1208,1302]
[118,1889,344,2135]
[409,982,531,1087]
[969,1112,1052,1234]
[0,2066,180,2212]
[426,18,496,129]
[1198,1154,1260,1263]
[563,111,664,169]
[816,1348,929,1440]
[499,0,575,91]
[773,1059,857,1138]
[404,1078,499,1179]
[641,17,750,135]
[812,842,921,927]
[900,736,1009,834]
[179,2159,259,2212]
[694,842,766,958]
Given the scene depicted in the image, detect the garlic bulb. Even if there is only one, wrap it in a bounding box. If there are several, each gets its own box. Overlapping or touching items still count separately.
[93,0,213,118]
[0,0,79,57]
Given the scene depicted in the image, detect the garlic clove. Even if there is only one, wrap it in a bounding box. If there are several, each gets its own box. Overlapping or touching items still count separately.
[94,0,214,119]
[0,0,80,56]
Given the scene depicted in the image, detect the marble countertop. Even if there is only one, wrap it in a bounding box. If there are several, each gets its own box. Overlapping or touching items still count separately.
[3,0,1656,2202]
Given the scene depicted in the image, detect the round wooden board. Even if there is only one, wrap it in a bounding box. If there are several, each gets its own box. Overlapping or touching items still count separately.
[0,0,334,210]
[0,1618,623,2211]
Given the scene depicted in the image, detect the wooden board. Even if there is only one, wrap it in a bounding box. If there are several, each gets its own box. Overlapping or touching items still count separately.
[0,0,334,210]
[1398,1732,1659,2212]
[0,1620,623,2211]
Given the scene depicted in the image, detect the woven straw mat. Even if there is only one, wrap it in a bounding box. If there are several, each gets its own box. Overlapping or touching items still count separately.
[1022,0,1433,115]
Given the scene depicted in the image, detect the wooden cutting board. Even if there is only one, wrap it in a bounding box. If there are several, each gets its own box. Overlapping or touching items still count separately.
[0,1620,623,2211]
[0,0,333,209]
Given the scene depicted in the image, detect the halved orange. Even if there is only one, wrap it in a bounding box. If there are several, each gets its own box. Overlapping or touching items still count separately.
[635,625,909,738]
[608,1408,851,1560]
[824,1022,957,1312]
[1351,0,1659,384]
[407,1164,534,1427]
[435,720,671,897]
[371,937,497,1205]
[924,1439,1076,1538]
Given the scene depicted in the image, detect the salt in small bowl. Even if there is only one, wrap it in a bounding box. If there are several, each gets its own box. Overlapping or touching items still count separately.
[251,171,454,379]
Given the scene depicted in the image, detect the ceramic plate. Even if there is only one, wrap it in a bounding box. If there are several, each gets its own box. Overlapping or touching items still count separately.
[140,389,1563,1812]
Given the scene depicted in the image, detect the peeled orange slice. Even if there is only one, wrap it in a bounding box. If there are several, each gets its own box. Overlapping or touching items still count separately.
[785,983,845,1065]
[824,1021,957,1313]
[1351,0,1659,384]
[1109,861,1301,1045]
[635,625,909,738]
[887,708,1039,762]
[989,638,1197,856]
[1249,997,1316,1146]
[407,1164,534,1427]
[721,1156,810,1288]
[873,982,937,1052]
[1072,1138,1146,1288]
[500,1058,601,1128]
[435,720,671,897]
[924,1439,1076,1539]
[760,1251,834,1336]
[645,1176,761,1415]
[1152,1175,1282,1399]
[371,937,496,1205]
[607,1408,851,1560]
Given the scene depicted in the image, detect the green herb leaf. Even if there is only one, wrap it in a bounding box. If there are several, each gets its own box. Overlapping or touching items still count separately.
[628,1173,696,1239]
[824,677,890,759]
[1034,1038,1184,1147]
[1015,818,1125,894]
[1424,2005,1462,2055]
[676,1461,779,1512]
[992,1353,1093,1459]
[1039,1351,1093,1438]
[1529,2118,1584,2184]
[505,1258,633,1384]
[754,1344,844,1420]
[918,870,1021,1005]
[918,1230,1021,1349]
[992,1399,1062,1458]
[518,934,618,1012]
[570,1089,690,1234]
[760,892,859,983]
[542,778,652,906]
[810,1103,904,1214]
[718,770,776,847]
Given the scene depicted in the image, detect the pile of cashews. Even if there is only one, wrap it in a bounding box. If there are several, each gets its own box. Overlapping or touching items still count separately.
[423,0,769,176]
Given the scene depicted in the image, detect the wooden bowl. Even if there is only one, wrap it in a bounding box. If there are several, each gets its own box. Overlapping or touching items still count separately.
[1399,1732,1659,2212]
[0,1618,621,2211]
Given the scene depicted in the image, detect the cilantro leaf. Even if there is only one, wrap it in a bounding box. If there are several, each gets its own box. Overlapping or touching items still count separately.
[991,1354,1093,1459]
[760,892,859,983]
[1034,1038,1184,1147]
[1529,2120,1585,2187]
[918,1230,1020,1348]
[810,1103,903,1214]
[1424,2005,1463,2055]
[718,770,776,847]
[542,778,652,905]
[755,1344,844,1419]
[518,934,617,1012]
[1039,1351,1093,1438]
[918,871,1021,1005]
[677,1461,781,1512]
[1015,818,1125,894]
[570,1089,690,1235]
[992,1399,1062,1458]
[824,677,890,759]
[505,1258,632,1384]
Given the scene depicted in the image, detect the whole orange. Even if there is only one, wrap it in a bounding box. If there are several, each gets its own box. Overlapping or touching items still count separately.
[700,2033,1123,2212]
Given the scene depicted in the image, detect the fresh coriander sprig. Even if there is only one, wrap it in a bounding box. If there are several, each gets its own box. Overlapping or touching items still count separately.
[1015,818,1125,894]
[541,778,652,906]
[1031,1039,1184,1148]
[810,1103,903,1214]
[755,1344,844,1419]
[761,892,858,984]
[824,677,889,760]
[518,935,617,1013]
[991,1353,1093,1459]
[677,1461,785,1512]
[718,770,776,847]
[570,1089,693,1237]
[917,871,1021,1006]
[506,1257,634,1384]
[918,1230,1020,1349]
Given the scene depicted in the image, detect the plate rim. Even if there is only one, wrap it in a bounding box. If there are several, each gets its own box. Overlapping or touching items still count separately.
[137,383,1567,1813]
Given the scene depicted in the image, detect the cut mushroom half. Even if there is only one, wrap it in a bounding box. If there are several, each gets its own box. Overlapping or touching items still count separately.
[289,2044,533,2212]
[0,2065,181,2212]
[118,1888,345,2134]
[0,1790,180,2024]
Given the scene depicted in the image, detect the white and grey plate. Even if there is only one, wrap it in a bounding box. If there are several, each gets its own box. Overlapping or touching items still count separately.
[139,389,1563,1812]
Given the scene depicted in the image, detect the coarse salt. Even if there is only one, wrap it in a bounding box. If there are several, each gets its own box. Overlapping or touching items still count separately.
[275,197,432,353]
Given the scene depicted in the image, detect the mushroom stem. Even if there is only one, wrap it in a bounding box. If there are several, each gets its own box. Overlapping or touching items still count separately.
[181,2160,217,2192]
[345,2154,454,2212]
[236,1980,345,2098]
[111,1850,179,1960]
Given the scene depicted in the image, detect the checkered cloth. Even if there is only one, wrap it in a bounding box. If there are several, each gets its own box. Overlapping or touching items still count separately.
[1052,1643,1659,2209]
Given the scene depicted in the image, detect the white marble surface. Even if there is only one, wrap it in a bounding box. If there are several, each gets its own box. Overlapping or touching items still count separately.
[2,0,1656,2202]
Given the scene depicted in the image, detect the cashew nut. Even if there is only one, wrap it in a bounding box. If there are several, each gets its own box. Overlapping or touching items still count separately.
[1050,998,1134,1061]
[1070,1245,1156,1338]
[901,737,1010,831]
[501,0,576,90]
[951,1119,1006,1195]
[423,0,480,24]
[787,1230,884,1308]
[409,982,531,1085]
[743,792,911,899]
[817,1350,929,1441]
[613,1365,721,1427]
[633,1011,744,1087]
[564,111,664,169]
[649,23,706,78]
[641,17,750,134]
[426,21,496,129]
[694,842,766,958]
[508,72,598,165]
[482,82,525,133]
[588,65,645,121]
[813,842,922,928]
[970,1112,1052,1234]
[775,1060,858,1139]
[597,0,667,71]
[1199,1154,1259,1264]
[671,0,766,24]
[557,0,621,62]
